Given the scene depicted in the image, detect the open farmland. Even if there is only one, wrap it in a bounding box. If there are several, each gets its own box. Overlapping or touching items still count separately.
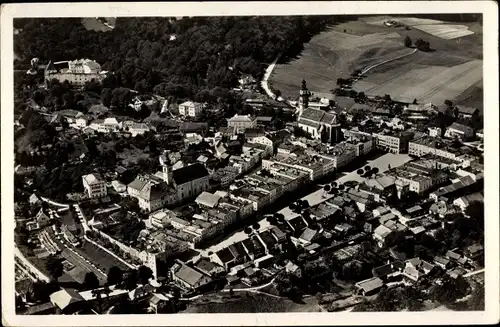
[451,80,483,113]
[81,17,116,32]
[355,59,482,104]
[365,16,475,40]
[270,20,410,100]
[269,17,482,104]
[412,24,474,39]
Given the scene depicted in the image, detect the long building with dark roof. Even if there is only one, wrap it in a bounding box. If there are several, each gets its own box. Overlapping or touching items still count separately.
[297,80,341,144]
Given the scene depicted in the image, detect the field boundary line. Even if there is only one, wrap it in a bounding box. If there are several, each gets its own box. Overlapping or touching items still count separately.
[360,48,417,76]
[417,61,482,101]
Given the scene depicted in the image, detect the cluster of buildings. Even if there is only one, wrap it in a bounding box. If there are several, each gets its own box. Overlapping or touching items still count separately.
[15,68,486,314]
[44,59,106,87]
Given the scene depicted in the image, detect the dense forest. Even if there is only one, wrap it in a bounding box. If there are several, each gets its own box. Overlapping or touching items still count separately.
[14,16,353,100]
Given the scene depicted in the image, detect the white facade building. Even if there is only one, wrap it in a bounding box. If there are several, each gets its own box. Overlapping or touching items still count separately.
[227,114,257,133]
[82,173,107,198]
[178,101,203,118]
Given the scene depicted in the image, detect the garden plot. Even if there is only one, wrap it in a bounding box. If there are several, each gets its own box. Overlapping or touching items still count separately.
[412,24,474,39]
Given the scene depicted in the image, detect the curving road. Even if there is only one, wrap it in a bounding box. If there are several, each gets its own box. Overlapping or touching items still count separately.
[260,54,281,100]
[463,268,484,278]
[359,48,417,76]
[14,246,52,283]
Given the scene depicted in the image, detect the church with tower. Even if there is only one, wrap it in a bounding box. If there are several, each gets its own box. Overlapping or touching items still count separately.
[296,79,342,144]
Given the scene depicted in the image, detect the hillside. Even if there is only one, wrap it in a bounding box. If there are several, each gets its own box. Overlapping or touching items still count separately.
[13,16,341,100]
[269,15,483,109]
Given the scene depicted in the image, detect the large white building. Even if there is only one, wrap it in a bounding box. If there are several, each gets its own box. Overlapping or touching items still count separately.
[45,59,104,86]
[82,173,107,198]
[178,101,203,118]
[127,163,210,212]
[227,114,257,133]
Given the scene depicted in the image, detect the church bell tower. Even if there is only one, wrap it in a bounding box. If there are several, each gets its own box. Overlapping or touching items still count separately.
[298,79,311,111]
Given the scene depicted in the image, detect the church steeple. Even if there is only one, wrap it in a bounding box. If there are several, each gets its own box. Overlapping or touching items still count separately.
[301,79,308,91]
[299,79,310,111]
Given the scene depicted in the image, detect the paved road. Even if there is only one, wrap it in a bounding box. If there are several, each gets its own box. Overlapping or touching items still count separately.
[198,153,411,256]
[260,55,280,99]
[464,268,484,278]
[14,246,51,283]
[46,226,107,282]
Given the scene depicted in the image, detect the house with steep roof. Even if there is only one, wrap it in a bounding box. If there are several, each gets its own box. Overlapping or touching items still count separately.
[210,248,236,271]
[453,192,483,211]
[148,292,173,314]
[465,243,483,261]
[129,284,156,301]
[372,261,405,279]
[445,122,474,140]
[297,107,341,144]
[373,224,396,248]
[354,277,385,296]
[455,105,479,119]
[195,192,221,209]
[402,258,436,282]
[194,258,224,277]
[49,288,85,314]
[433,255,451,269]
[29,193,42,206]
[430,176,476,202]
[171,163,210,203]
[127,174,177,212]
[170,260,213,291]
[285,261,302,278]
[26,208,52,231]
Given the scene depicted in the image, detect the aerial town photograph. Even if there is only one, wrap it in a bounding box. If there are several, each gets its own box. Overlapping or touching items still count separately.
[10,12,486,316]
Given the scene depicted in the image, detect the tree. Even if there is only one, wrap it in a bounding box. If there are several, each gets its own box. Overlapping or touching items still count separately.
[323,184,331,192]
[415,38,431,52]
[351,69,362,77]
[252,222,261,230]
[83,272,100,290]
[138,265,153,285]
[107,266,124,286]
[467,283,485,310]
[45,256,64,280]
[125,270,138,290]
[244,226,253,235]
[357,168,364,175]
[431,276,470,305]
[465,201,484,232]
[444,99,453,108]
[404,35,412,48]
[341,261,364,281]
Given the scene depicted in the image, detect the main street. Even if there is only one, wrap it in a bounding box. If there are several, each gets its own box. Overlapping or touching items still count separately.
[198,153,411,256]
